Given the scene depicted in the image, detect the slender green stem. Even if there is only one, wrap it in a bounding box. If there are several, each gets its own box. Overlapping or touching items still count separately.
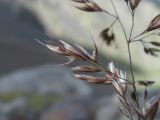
[110,0,128,41]
[128,13,139,107]
[109,18,118,28]
[110,1,141,120]
[129,13,135,42]
[102,10,117,18]
[131,29,160,41]
[131,32,156,42]
[131,33,143,41]
[109,1,136,120]
[128,12,141,120]
[130,39,142,43]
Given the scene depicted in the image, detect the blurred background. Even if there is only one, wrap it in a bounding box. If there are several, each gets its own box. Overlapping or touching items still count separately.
[0,0,160,120]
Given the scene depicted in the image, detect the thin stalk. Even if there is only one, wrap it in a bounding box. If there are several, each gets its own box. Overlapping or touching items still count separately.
[131,32,156,42]
[109,18,118,28]
[109,1,135,120]
[130,39,142,43]
[129,12,135,42]
[127,43,138,92]
[110,1,140,119]
[128,13,139,107]
[131,33,143,41]
[131,29,159,41]
[128,12,141,120]
[109,0,132,82]
[110,0,128,41]
[102,10,117,18]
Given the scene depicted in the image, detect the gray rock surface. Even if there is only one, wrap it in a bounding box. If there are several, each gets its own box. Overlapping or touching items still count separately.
[94,95,125,120]
[0,65,91,96]
[0,64,159,120]
[41,96,92,120]
[0,65,92,120]
[0,64,127,120]
[0,1,61,75]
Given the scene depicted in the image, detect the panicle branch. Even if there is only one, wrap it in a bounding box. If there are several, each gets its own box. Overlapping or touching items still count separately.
[38,0,160,119]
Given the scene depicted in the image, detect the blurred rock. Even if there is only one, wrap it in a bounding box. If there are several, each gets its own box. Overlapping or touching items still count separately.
[0,65,92,120]
[0,64,159,120]
[94,95,126,120]
[0,1,63,75]
[41,96,92,120]
[0,97,27,120]
[0,64,126,120]
[0,97,27,114]
[0,65,91,95]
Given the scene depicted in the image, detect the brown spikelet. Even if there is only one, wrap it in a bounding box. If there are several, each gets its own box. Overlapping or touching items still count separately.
[145,14,160,32]
[72,0,102,12]
[71,65,102,72]
[74,74,112,84]
[128,0,141,11]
